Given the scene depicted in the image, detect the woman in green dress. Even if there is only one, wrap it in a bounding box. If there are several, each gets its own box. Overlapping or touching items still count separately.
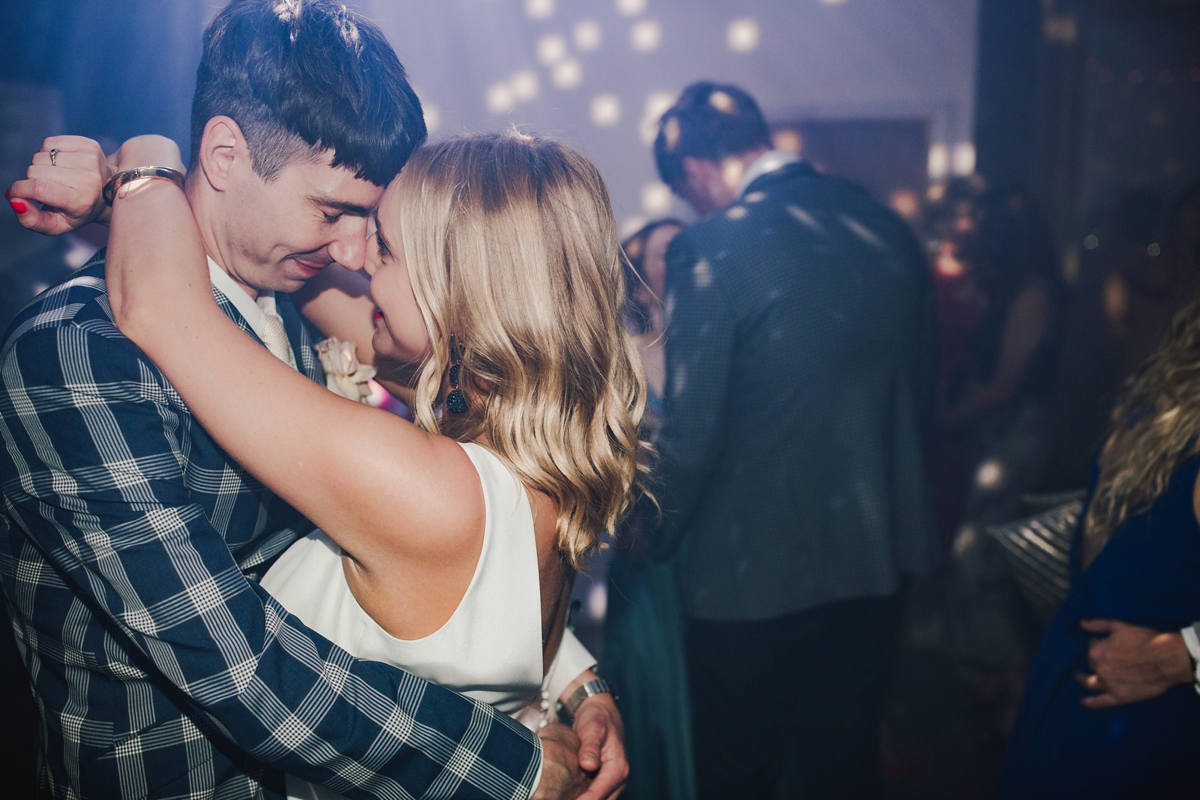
[604,219,696,800]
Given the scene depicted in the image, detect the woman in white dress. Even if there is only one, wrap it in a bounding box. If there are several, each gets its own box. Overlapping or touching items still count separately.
[98,131,645,798]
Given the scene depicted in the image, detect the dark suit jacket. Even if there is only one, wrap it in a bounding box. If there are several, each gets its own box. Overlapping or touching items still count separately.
[656,160,940,621]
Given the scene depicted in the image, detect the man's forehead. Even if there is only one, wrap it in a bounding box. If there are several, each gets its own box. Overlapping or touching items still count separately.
[291,153,386,210]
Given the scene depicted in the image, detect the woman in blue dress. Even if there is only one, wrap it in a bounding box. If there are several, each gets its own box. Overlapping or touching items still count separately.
[603,219,697,800]
[998,295,1200,798]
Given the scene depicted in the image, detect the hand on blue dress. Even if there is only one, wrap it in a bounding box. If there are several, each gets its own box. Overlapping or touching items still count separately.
[1075,618,1193,709]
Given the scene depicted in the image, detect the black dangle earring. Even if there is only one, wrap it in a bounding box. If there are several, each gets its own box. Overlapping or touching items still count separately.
[446,333,469,415]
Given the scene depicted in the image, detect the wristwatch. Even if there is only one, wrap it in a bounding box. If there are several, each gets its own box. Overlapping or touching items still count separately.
[562,678,614,720]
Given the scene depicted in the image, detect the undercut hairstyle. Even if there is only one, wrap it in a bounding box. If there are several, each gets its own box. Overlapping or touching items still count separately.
[191,0,426,186]
[390,131,649,568]
[653,81,772,188]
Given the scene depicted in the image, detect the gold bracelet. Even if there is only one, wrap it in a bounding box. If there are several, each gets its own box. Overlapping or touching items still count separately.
[103,166,186,206]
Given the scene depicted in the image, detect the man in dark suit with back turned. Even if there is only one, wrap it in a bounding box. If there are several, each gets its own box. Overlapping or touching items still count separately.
[649,82,940,799]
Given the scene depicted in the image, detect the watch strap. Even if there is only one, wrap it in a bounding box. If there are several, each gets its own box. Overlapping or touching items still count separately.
[562,678,613,719]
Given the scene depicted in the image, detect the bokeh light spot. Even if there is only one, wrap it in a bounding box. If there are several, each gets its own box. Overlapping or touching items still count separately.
[525,0,554,21]
[591,93,622,126]
[1083,234,1099,250]
[889,189,919,220]
[641,181,673,215]
[975,459,1004,491]
[935,242,964,277]
[616,0,647,16]
[574,19,602,52]
[927,143,950,180]
[727,19,759,53]
[486,83,515,114]
[552,58,583,89]
[631,19,662,52]
[537,33,568,65]
[772,129,803,155]
[621,216,648,238]
[422,104,441,133]
[952,143,976,175]
[640,91,677,145]
[511,69,540,101]
[587,582,607,621]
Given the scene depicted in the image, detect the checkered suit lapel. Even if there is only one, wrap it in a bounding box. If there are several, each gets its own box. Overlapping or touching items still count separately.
[209,284,325,386]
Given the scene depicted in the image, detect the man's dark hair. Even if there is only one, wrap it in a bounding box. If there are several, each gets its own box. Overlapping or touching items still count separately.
[191,0,426,186]
[653,81,772,188]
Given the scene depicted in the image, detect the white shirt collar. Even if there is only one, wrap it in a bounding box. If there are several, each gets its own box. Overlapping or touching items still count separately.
[207,256,277,341]
[736,150,802,199]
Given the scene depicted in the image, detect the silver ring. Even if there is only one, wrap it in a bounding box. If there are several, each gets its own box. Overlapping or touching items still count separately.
[49,148,58,167]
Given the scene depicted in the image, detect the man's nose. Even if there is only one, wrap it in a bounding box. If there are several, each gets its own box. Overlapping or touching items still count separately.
[329,222,368,271]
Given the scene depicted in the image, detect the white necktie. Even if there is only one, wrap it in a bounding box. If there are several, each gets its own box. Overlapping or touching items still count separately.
[260,306,298,371]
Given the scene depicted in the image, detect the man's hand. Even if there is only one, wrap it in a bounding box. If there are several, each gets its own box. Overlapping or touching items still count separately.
[7,136,113,235]
[572,692,627,800]
[1076,618,1193,710]
[532,723,587,800]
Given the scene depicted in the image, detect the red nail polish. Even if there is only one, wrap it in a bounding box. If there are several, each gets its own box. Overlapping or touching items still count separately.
[3,189,9,200]
[10,200,27,214]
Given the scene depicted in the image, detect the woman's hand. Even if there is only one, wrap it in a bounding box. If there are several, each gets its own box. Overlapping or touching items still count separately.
[7,136,113,235]
[6,135,184,236]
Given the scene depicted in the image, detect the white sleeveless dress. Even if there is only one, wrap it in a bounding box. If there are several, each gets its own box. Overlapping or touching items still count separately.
[260,441,590,800]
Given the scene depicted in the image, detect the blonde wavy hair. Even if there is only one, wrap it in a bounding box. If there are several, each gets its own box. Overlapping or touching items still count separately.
[1083,296,1200,566]
[392,130,648,569]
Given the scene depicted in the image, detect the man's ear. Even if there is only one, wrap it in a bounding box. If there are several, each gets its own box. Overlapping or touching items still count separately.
[196,116,249,192]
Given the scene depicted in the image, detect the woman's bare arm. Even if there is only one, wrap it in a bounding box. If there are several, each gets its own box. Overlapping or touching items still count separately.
[104,179,482,609]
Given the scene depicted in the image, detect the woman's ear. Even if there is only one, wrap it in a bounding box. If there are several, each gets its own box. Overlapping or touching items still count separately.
[196,116,249,192]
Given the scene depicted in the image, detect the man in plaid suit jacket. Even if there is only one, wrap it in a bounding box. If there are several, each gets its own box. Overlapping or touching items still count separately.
[0,2,607,797]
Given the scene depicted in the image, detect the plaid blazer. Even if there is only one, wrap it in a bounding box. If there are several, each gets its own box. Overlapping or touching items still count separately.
[0,256,540,799]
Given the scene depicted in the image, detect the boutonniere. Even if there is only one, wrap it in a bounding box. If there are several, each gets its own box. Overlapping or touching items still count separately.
[315,337,377,404]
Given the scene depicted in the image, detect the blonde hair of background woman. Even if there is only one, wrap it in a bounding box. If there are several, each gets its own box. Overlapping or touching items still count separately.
[395,130,648,569]
[1084,295,1200,565]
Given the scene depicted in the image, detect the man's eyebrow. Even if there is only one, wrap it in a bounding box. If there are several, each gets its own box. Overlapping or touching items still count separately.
[310,197,374,216]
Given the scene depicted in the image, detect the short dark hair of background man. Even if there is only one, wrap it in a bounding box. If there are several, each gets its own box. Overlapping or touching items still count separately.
[649,80,940,800]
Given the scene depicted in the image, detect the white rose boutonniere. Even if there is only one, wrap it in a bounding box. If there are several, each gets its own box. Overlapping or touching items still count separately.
[315,337,377,404]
